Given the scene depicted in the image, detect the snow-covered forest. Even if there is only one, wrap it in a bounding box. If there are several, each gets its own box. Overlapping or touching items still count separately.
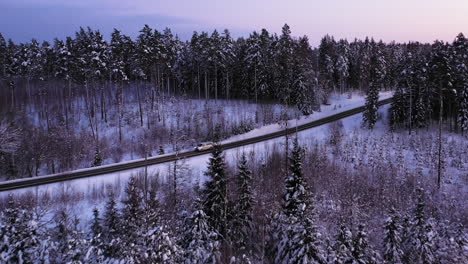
[0,22,467,264]
[0,116,466,263]
[0,26,467,179]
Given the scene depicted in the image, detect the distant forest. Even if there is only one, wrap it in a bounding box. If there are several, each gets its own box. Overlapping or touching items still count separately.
[0,25,467,130]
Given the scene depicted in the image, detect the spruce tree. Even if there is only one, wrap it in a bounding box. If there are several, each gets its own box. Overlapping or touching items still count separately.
[352,223,379,263]
[102,190,121,258]
[363,82,380,129]
[289,215,324,264]
[389,86,406,129]
[121,176,144,259]
[409,188,436,264]
[453,33,468,134]
[53,210,87,263]
[333,222,354,264]
[0,33,8,77]
[383,207,403,264]
[0,196,42,263]
[202,144,228,237]
[284,137,307,217]
[145,226,180,263]
[277,138,324,264]
[92,148,103,167]
[231,153,254,254]
[182,198,220,263]
[91,208,102,242]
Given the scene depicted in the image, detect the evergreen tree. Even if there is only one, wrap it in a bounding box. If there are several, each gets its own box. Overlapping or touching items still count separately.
[335,39,350,92]
[92,148,103,167]
[352,223,379,263]
[53,210,87,263]
[363,82,380,129]
[333,222,354,264]
[383,207,403,264]
[0,196,42,263]
[121,176,144,259]
[390,86,407,129]
[202,144,228,237]
[0,33,7,77]
[276,138,324,264]
[145,226,180,263]
[318,35,337,90]
[360,37,372,89]
[87,208,106,263]
[276,24,295,104]
[283,137,307,217]
[409,188,436,264]
[182,198,220,263]
[230,153,254,255]
[452,33,468,134]
[102,190,121,258]
[91,208,102,242]
[289,214,324,264]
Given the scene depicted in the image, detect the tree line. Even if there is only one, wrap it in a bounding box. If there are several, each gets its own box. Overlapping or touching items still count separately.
[1,25,467,124]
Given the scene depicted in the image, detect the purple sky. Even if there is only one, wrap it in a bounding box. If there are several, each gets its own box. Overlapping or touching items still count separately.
[1,0,467,46]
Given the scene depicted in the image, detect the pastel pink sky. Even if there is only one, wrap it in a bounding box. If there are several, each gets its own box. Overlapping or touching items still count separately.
[1,0,467,45]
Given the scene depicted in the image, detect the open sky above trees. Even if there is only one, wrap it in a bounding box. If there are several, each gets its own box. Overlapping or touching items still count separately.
[1,0,467,45]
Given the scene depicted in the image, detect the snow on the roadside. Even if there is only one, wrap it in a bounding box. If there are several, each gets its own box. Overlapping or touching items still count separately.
[0,93,389,200]
[222,91,393,143]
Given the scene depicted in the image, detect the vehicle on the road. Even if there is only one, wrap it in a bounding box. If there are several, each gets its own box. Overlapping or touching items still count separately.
[195,142,215,152]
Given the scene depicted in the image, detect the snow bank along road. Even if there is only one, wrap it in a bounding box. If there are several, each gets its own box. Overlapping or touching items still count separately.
[0,97,393,192]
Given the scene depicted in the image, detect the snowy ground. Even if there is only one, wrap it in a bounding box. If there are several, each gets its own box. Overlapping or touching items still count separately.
[222,91,393,143]
[2,93,467,229]
[1,91,393,197]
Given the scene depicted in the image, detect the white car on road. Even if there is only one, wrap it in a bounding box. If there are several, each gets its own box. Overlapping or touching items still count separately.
[195,142,215,152]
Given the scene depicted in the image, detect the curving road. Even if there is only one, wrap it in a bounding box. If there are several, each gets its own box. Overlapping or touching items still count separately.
[0,98,393,192]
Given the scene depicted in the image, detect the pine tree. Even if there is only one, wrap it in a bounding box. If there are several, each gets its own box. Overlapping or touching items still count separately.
[230,153,254,255]
[284,137,307,217]
[335,39,350,92]
[158,145,165,155]
[289,215,324,264]
[92,148,103,167]
[53,210,87,263]
[91,208,102,241]
[363,81,380,129]
[360,37,372,89]
[292,37,316,115]
[202,144,228,237]
[383,207,403,264]
[318,35,337,91]
[276,24,295,104]
[389,86,406,129]
[121,176,144,260]
[276,138,324,264]
[333,222,354,264]
[182,198,220,263]
[145,226,180,263]
[0,196,42,263]
[0,33,7,77]
[102,190,121,258]
[452,33,468,134]
[409,188,436,264]
[352,223,379,263]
